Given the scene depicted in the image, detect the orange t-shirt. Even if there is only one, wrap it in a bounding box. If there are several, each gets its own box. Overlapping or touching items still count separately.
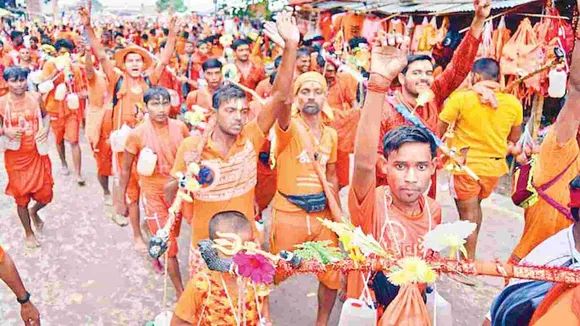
[171,119,266,245]
[327,72,358,111]
[125,119,189,191]
[272,117,338,212]
[87,70,108,108]
[41,60,87,116]
[174,271,264,326]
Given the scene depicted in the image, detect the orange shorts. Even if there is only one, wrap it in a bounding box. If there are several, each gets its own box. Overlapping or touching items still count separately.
[451,174,500,201]
[13,182,53,207]
[50,113,80,144]
[93,137,113,177]
[270,208,340,290]
[142,187,182,258]
[336,150,350,187]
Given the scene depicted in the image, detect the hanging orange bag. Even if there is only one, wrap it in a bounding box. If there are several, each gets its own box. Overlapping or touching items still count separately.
[378,284,431,326]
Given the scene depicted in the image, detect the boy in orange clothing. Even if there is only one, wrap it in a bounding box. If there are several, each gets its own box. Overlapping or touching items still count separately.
[347,38,441,299]
[120,86,190,297]
[234,39,265,92]
[0,67,52,248]
[171,211,266,326]
[40,39,86,185]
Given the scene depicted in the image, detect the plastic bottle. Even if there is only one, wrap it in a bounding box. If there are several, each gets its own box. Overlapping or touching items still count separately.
[548,68,567,98]
[338,298,376,326]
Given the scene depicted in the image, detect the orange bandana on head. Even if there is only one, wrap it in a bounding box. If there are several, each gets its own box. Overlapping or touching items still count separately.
[293,71,334,121]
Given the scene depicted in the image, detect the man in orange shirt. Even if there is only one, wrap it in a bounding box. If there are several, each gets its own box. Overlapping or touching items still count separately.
[316,54,359,188]
[40,39,86,185]
[179,36,201,98]
[167,11,300,278]
[184,59,223,112]
[80,8,179,246]
[233,39,265,91]
[120,87,190,297]
[0,246,41,325]
[347,39,441,301]
[270,70,340,325]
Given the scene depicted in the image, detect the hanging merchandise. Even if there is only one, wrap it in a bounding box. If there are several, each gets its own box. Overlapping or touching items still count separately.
[548,68,567,98]
[491,16,511,61]
[476,20,493,60]
[500,18,544,100]
[405,16,415,37]
[388,18,405,35]
[411,17,428,53]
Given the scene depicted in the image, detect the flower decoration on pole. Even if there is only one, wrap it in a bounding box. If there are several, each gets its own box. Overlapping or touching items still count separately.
[233,252,276,284]
[422,220,477,259]
[387,256,438,286]
[184,105,210,135]
[293,241,345,264]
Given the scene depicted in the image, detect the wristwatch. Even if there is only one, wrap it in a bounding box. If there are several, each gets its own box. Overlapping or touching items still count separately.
[17,292,31,304]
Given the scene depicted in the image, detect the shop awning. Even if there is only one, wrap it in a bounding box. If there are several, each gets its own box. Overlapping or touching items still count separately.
[309,0,540,14]
[375,0,540,14]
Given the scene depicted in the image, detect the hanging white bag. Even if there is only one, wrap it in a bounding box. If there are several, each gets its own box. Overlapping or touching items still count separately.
[66,93,80,110]
[109,123,132,153]
[54,83,67,100]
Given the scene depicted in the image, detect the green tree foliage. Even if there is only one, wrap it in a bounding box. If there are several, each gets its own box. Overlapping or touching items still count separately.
[155,0,187,13]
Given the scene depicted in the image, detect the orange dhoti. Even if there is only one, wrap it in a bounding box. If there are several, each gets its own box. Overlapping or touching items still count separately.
[270,208,340,290]
[142,182,182,258]
[114,152,140,204]
[5,146,54,207]
[49,112,80,144]
[93,135,113,177]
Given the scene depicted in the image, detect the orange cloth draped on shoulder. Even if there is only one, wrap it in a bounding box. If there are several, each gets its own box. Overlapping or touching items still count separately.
[125,118,189,257]
[346,184,441,299]
[0,93,54,207]
[0,245,4,263]
[512,130,580,260]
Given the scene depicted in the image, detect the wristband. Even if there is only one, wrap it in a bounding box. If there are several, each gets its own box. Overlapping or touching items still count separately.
[17,291,31,304]
[367,81,390,94]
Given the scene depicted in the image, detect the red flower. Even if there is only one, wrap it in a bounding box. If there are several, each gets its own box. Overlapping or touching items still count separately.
[233,252,275,284]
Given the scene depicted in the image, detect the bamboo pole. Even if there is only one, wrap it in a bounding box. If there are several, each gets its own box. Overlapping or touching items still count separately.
[531,95,545,139]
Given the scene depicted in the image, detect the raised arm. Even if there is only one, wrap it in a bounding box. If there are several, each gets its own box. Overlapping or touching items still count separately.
[257,11,300,133]
[432,0,490,107]
[79,6,115,80]
[152,17,179,83]
[552,37,580,146]
[352,36,409,202]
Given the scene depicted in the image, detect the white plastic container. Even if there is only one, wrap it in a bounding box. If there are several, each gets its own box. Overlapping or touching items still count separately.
[109,124,132,153]
[548,68,567,98]
[168,90,180,107]
[54,83,67,100]
[426,288,453,326]
[66,93,80,110]
[338,298,376,326]
[137,147,157,176]
[37,79,54,94]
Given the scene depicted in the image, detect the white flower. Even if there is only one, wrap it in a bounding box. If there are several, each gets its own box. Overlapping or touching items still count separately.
[422,221,477,258]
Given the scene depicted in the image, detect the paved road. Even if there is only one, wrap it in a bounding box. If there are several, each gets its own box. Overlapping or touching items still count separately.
[0,136,525,325]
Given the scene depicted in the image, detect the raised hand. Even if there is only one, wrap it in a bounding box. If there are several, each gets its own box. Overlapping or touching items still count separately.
[474,0,491,20]
[275,11,300,46]
[78,7,90,27]
[263,21,285,48]
[370,33,410,80]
